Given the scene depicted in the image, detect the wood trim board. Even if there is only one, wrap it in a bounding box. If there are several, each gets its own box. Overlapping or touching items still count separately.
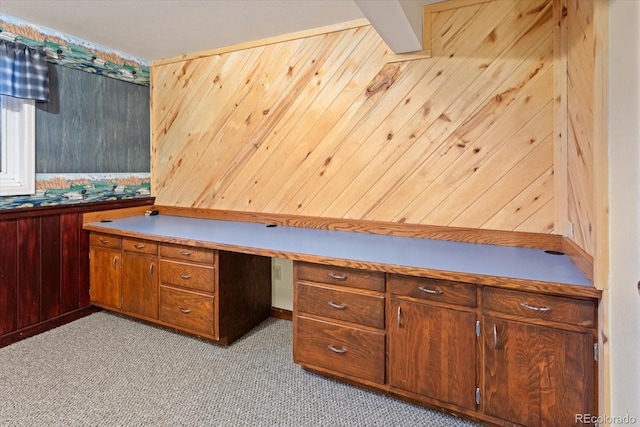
[152,205,564,250]
[151,19,372,66]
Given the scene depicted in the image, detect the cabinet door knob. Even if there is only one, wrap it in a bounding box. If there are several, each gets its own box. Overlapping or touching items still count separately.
[179,308,191,314]
[520,302,551,312]
[328,345,347,354]
[328,301,346,310]
[112,256,119,269]
[418,286,443,295]
[149,262,154,276]
[328,273,347,281]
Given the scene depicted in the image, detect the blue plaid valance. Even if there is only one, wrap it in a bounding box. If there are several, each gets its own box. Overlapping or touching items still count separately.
[0,39,49,102]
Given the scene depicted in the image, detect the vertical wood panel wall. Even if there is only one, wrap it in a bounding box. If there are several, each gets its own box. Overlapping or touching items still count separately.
[151,0,556,233]
[0,199,155,347]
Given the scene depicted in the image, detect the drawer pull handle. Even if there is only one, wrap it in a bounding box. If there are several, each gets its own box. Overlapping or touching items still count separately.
[418,286,443,295]
[179,308,191,314]
[179,250,192,256]
[328,301,346,310]
[329,273,348,281]
[397,306,402,327]
[179,273,192,279]
[112,256,119,269]
[149,262,154,276]
[100,238,109,244]
[328,345,347,354]
[493,324,498,348]
[135,243,145,249]
[520,302,552,312]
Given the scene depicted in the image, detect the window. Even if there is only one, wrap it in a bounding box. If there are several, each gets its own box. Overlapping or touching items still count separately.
[0,95,35,196]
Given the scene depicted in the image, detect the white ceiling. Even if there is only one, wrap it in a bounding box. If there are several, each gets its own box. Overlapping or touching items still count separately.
[0,0,441,63]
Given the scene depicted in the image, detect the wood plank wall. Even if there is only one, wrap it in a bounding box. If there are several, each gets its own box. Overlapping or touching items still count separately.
[565,0,596,256]
[151,0,556,234]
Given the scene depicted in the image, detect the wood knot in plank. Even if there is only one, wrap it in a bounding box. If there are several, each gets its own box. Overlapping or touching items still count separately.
[366,63,401,97]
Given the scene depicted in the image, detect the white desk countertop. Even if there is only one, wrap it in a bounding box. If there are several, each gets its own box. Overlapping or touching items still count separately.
[87,214,593,288]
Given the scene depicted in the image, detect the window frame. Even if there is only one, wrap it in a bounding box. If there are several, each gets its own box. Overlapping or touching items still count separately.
[0,95,36,196]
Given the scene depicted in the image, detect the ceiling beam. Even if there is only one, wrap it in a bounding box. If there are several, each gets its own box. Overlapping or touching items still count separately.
[354,0,445,54]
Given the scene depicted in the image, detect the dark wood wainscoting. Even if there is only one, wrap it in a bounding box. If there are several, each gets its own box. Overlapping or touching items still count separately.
[0,198,154,347]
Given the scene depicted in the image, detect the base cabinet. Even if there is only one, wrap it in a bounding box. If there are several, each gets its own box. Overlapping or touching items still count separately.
[388,299,477,410]
[89,232,271,345]
[90,234,159,320]
[89,233,122,309]
[293,264,599,427]
[482,287,597,426]
[388,274,478,410]
[483,318,595,426]
[158,243,216,337]
[293,262,386,385]
[121,238,158,320]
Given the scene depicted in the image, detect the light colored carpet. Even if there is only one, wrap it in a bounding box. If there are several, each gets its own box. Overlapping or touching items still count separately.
[0,312,483,427]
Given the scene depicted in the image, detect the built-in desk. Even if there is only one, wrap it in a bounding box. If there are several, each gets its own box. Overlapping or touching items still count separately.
[84,210,600,427]
[85,213,593,294]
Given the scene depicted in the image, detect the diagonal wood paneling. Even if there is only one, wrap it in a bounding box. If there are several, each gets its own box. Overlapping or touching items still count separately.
[565,0,595,255]
[152,0,555,234]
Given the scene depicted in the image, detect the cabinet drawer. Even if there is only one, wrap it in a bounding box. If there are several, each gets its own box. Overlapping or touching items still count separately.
[160,260,214,293]
[160,243,214,264]
[483,287,596,327]
[296,262,385,292]
[122,238,158,254]
[388,275,476,308]
[297,282,384,329]
[90,233,121,249]
[159,286,214,336]
[295,316,385,384]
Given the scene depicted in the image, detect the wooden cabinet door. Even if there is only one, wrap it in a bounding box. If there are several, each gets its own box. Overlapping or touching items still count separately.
[483,317,595,426]
[122,252,158,319]
[388,299,477,410]
[89,247,121,309]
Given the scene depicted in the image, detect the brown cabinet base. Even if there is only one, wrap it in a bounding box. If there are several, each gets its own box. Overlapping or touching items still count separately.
[294,264,599,427]
[89,232,272,346]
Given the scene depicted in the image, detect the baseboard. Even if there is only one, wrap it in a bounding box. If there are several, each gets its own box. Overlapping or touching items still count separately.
[270,307,292,321]
[0,306,100,348]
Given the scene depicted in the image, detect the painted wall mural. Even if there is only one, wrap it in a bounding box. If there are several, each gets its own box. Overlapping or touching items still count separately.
[0,14,149,86]
[0,173,151,210]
